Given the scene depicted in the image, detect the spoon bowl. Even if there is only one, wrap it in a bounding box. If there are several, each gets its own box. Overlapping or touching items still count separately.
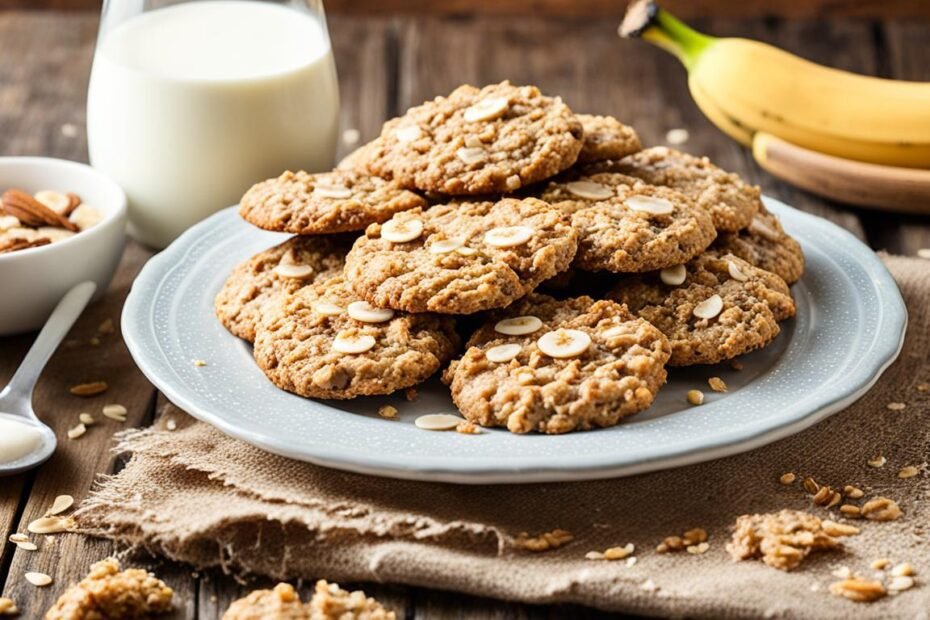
[0,413,57,475]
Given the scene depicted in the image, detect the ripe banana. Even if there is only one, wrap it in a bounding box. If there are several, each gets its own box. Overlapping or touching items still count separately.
[620,0,930,169]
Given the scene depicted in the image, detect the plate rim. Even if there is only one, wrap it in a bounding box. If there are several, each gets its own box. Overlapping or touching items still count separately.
[122,197,907,484]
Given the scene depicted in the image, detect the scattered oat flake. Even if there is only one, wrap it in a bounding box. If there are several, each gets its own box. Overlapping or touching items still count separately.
[802,476,820,494]
[193,359,207,367]
[640,579,658,592]
[870,558,891,570]
[832,566,852,579]
[844,485,864,499]
[67,423,86,439]
[603,543,635,560]
[27,515,74,534]
[916,382,930,392]
[916,248,930,259]
[888,575,915,592]
[377,405,398,420]
[166,419,177,431]
[584,551,604,560]
[24,572,52,587]
[15,541,37,552]
[868,455,886,468]
[513,529,573,552]
[861,497,902,521]
[89,337,101,346]
[48,495,74,516]
[687,542,710,555]
[730,360,743,371]
[707,376,727,393]
[97,318,115,334]
[891,562,915,577]
[665,128,689,145]
[78,413,95,425]
[886,402,906,411]
[404,387,418,401]
[779,472,796,485]
[829,577,886,602]
[682,528,708,545]
[686,389,704,405]
[102,404,128,421]
[839,504,861,518]
[626,556,637,567]
[898,466,920,479]
[69,381,108,397]
[0,597,16,615]
[8,533,28,544]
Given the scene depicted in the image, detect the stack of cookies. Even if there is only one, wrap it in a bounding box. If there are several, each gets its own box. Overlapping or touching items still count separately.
[216,81,804,434]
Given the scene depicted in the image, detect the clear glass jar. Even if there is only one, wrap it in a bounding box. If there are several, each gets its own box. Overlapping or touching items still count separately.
[87,0,340,248]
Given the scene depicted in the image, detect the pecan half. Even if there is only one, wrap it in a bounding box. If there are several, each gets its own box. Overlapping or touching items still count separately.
[2,189,79,231]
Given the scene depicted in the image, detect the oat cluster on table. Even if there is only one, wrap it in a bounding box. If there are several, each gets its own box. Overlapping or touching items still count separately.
[217,80,804,434]
[222,581,395,620]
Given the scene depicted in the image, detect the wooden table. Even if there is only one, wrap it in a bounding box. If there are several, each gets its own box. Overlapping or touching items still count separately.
[1,10,928,619]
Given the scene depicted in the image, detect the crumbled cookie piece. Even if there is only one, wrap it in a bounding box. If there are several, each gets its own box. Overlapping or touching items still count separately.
[829,578,887,603]
[239,169,426,235]
[727,510,857,571]
[345,198,578,314]
[366,81,583,194]
[539,172,716,273]
[513,529,574,552]
[576,114,641,163]
[610,146,761,232]
[44,558,173,619]
[215,236,352,342]
[860,497,902,521]
[253,274,459,400]
[609,253,795,366]
[444,294,670,434]
[309,580,395,620]
[223,583,308,620]
[713,205,805,284]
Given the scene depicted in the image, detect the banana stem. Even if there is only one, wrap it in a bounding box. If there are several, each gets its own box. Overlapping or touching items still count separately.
[621,1,715,70]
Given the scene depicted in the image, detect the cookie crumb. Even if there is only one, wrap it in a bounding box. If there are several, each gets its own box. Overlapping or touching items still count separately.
[891,562,915,577]
[916,382,930,392]
[839,505,861,518]
[843,485,864,499]
[870,558,891,570]
[686,542,710,555]
[67,423,86,440]
[829,577,886,602]
[867,455,886,468]
[860,497,902,521]
[886,401,906,411]
[455,421,481,435]
[730,360,744,371]
[888,575,915,593]
[193,359,207,367]
[707,377,727,393]
[779,472,796,485]
[377,405,398,420]
[512,529,574,552]
[898,465,920,479]
[603,543,635,560]
[686,389,704,406]
[404,387,418,401]
[0,597,17,616]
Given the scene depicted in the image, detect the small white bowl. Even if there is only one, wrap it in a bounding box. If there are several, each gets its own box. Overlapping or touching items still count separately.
[0,157,126,335]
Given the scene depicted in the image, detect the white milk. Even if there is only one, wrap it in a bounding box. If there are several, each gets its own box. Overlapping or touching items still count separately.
[0,418,42,465]
[87,1,339,248]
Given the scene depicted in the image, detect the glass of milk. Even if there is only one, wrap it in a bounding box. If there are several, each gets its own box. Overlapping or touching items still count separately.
[87,0,340,249]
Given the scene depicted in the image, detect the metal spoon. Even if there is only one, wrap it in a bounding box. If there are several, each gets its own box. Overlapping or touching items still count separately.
[0,281,96,476]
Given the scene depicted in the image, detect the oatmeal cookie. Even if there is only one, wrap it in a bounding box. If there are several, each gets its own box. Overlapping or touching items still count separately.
[44,558,174,620]
[223,583,308,620]
[309,581,395,620]
[223,581,395,620]
[215,235,351,342]
[607,253,795,366]
[539,172,716,273]
[344,197,578,314]
[253,274,458,399]
[443,294,671,434]
[336,138,383,175]
[713,204,804,284]
[612,146,761,232]
[576,114,641,163]
[365,81,583,194]
[239,169,426,235]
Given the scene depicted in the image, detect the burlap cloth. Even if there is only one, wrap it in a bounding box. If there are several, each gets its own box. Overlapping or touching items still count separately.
[76,255,929,619]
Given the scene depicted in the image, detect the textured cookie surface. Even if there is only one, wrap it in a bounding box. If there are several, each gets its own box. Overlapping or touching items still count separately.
[539,172,716,273]
[215,236,351,342]
[253,274,458,399]
[576,114,642,163]
[344,197,578,314]
[239,169,426,234]
[713,204,805,284]
[365,81,583,194]
[612,146,761,232]
[336,138,383,175]
[443,294,670,434]
[608,253,795,366]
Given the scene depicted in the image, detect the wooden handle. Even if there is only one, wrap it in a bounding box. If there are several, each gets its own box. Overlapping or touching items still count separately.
[752,132,930,214]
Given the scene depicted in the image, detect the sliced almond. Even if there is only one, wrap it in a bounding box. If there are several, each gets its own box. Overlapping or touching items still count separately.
[565,180,613,201]
[66,423,86,439]
[27,515,73,534]
[463,96,509,122]
[888,575,915,592]
[313,183,353,199]
[8,533,28,544]
[347,301,394,324]
[414,413,464,431]
[102,404,128,421]
[15,541,37,552]
[625,195,674,216]
[47,495,74,516]
[332,332,376,354]
[69,381,108,397]
[381,218,424,243]
[68,204,102,231]
[312,301,344,316]
[495,315,542,336]
[0,214,20,231]
[485,343,521,363]
[727,260,749,282]
[898,465,919,479]
[484,226,533,248]
[660,264,686,286]
[393,124,422,144]
[891,562,915,577]
[24,572,52,587]
[429,238,464,254]
[0,596,17,615]
[456,146,486,165]
[273,263,314,280]
[693,295,723,320]
[537,329,591,359]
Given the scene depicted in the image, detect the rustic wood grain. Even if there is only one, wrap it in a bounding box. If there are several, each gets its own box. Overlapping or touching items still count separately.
[5,0,930,19]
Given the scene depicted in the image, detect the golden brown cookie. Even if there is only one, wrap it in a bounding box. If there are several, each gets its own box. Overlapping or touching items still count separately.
[335,138,383,175]
[611,146,761,232]
[539,172,716,273]
[576,114,641,163]
[344,197,578,314]
[713,204,805,284]
[239,169,426,235]
[253,274,458,400]
[607,253,795,366]
[365,81,583,194]
[443,294,670,434]
[215,236,351,342]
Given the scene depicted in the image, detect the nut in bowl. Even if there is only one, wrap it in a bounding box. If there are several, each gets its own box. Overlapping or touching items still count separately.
[0,157,126,335]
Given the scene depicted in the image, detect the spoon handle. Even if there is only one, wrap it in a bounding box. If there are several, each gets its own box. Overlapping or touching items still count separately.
[0,281,97,416]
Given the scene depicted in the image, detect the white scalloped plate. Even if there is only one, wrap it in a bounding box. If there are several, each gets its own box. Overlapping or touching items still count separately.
[122,197,906,484]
